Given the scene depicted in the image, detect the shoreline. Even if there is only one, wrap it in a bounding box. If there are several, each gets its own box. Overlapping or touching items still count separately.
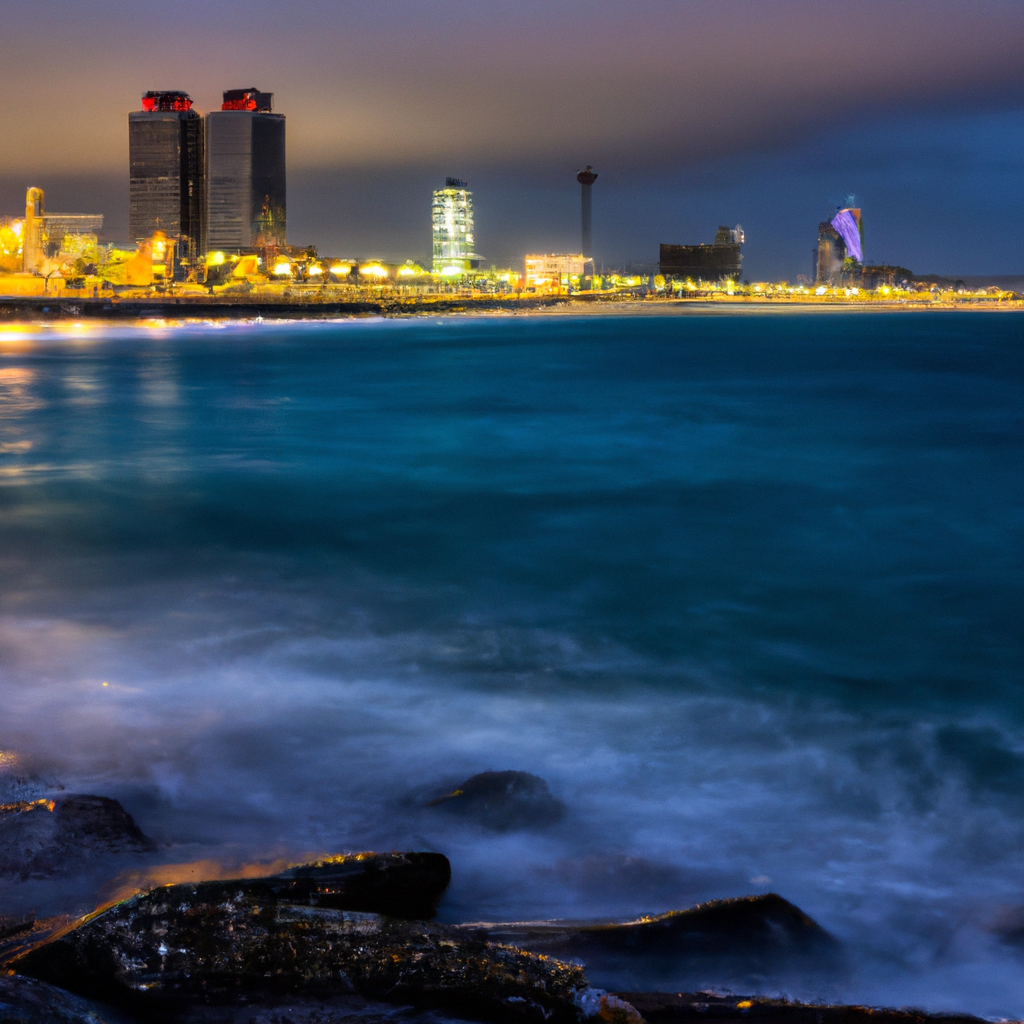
[1,293,1022,325]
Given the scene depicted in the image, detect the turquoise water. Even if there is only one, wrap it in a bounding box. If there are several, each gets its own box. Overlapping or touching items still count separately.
[1,311,1022,1010]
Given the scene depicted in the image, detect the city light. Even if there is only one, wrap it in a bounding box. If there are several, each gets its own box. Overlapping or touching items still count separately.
[233,255,260,276]
[1,105,1019,312]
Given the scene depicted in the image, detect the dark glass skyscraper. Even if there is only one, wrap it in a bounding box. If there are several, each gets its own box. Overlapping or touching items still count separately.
[205,89,286,251]
[128,92,205,262]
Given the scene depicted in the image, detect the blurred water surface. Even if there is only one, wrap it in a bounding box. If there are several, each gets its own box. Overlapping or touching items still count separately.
[0,312,1022,1011]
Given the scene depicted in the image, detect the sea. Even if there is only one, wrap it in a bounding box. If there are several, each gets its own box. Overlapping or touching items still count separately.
[0,309,1022,1014]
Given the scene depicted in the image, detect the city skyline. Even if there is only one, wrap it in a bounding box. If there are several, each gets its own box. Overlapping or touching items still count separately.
[1,0,1022,278]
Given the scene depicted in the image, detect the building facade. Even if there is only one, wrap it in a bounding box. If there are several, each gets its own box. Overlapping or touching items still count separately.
[205,89,286,252]
[815,221,845,284]
[524,253,587,289]
[861,264,914,289]
[816,208,864,285]
[129,92,205,263]
[660,225,743,281]
[42,214,104,257]
[18,188,104,271]
[432,178,480,273]
[23,188,44,273]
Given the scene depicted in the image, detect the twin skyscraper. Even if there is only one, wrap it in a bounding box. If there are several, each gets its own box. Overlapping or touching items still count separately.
[128,89,286,266]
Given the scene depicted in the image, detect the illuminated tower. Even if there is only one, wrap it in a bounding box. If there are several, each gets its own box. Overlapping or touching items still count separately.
[23,187,44,273]
[576,166,597,257]
[129,92,205,262]
[432,178,480,274]
[205,89,286,252]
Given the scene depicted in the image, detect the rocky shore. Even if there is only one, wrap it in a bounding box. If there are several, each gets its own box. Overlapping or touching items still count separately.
[0,774,1009,1024]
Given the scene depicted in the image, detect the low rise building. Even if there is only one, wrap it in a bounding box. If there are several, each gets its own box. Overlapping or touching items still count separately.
[43,214,104,257]
[524,253,588,289]
[14,188,104,274]
[660,225,743,281]
[861,264,914,289]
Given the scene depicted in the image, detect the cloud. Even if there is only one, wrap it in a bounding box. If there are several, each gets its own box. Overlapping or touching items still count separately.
[2,0,1023,173]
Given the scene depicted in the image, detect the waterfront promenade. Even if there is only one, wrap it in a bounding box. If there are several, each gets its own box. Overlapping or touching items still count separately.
[1,290,1020,322]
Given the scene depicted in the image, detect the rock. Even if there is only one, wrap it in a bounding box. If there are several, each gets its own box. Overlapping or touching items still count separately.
[0,750,38,804]
[0,852,448,967]
[426,772,565,831]
[0,973,134,1023]
[457,894,837,958]
[11,879,589,1024]
[615,991,988,1024]
[454,894,841,989]
[0,795,155,879]
[575,990,645,1024]
[0,914,72,967]
[127,991,489,1023]
[250,851,452,919]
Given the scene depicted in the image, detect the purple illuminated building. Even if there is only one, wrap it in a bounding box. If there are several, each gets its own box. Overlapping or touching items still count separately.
[830,208,863,263]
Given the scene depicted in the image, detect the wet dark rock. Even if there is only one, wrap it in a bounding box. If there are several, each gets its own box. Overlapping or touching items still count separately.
[576,990,644,1024]
[259,851,452,919]
[0,795,155,879]
[426,772,565,831]
[135,991,488,1023]
[0,914,71,967]
[615,991,988,1024]
[11,879,588,1024]
[457,895,837,958]
[0,852,449,966]
[0,973,134,1023]
[454,894,841,989]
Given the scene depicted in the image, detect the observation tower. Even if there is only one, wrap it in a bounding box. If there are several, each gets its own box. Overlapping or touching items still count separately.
[576,166,598,257]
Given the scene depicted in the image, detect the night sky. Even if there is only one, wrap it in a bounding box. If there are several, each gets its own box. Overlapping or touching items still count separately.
[2,0,1022,279]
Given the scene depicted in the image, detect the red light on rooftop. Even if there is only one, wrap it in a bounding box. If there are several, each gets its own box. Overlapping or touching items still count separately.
[221,88,274,113]
[141,91,193,112]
